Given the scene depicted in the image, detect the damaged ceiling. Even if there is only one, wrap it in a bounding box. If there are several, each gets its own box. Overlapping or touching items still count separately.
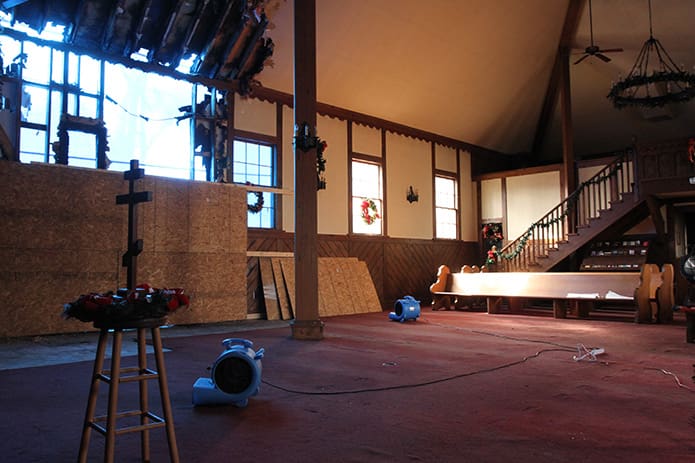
[3,1,695,162]
[2,0,275,93]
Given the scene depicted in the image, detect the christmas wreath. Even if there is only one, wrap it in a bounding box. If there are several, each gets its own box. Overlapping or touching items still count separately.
[360,198,381,225]
[482,223,504,241]
[246,182,264,213]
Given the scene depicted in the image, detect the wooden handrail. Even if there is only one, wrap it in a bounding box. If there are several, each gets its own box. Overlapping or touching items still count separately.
[498,149,636,272]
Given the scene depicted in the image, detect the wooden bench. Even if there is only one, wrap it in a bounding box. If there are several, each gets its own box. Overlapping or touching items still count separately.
[430,264,673,321]
[634,263,674,323]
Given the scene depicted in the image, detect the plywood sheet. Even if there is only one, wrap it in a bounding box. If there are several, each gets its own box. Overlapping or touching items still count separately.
[333,258,359,315]
[0,162,250,337]
[268,257,380,318]
[350,260,382,312]
[280,258,296,319]
[272,258,292,320]
[318,258,342,317]
[259,257,281,320]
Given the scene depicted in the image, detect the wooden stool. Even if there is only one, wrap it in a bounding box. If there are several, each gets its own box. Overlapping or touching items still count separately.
[78,317,180,463]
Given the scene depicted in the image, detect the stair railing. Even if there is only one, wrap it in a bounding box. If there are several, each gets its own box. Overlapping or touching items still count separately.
[498,149,636,272]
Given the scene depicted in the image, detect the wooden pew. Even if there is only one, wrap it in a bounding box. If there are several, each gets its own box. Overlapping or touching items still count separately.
[430,264,672,321]
[634,263,675,323]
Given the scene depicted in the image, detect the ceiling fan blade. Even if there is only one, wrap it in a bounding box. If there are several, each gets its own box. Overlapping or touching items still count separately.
[598,48,623,53]
[596,53,611,62]
[574,54,589,65]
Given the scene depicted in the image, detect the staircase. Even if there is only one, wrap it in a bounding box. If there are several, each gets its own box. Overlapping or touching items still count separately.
[499,149,648,272]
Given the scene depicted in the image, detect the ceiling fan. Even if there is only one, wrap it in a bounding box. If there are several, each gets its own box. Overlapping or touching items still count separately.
[574,0,623,65]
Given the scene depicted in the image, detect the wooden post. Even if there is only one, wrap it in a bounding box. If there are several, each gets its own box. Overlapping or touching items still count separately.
[291,0,323,340]
[560,46,577,233]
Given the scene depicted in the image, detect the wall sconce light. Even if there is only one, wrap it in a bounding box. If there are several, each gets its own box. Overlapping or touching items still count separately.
[406,186,419,203]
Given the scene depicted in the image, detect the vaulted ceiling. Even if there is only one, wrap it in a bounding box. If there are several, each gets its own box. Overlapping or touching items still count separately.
[4,0,695,164]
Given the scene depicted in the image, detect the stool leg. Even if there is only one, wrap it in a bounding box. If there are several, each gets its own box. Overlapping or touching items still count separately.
[137,327,150,462]
[151,327,180,463]
[78,329,109,463]
[104,330,123,463]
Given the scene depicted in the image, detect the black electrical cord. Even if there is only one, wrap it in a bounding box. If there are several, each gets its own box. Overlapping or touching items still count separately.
[260,318,693,396]
[261,347,575,396]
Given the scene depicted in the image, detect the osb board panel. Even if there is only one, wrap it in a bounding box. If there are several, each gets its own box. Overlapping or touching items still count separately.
[259,257,281,320]
[317,258,341,317]
[0,275,116,337]
[351,260,382,312]
[0,248,121,274]
[272,258,292,320]
[137,252,246,294]
[151,178,190,252]
[0,212,124,251]
[330,258,357,315]
[169,290,247,325]
[0,162,250,338]
[187,181,247,254]
[272,257,377,318]
[0,162,124,213]
[279,258,296,319]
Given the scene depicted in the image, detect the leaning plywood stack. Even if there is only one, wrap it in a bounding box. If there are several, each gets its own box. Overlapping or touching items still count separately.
[257,256,382,319]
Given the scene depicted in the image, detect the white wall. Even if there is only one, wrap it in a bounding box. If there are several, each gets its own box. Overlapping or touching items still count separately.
[386,133,432,239]
[352,123,381,156]
[317,115,348,234]
[506,171,561,239]
[234,94,276,136]
[238,96,478,242]
[481,178,503,221]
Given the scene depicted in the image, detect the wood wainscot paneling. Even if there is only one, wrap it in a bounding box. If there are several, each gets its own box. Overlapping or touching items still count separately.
[247,229,479,316]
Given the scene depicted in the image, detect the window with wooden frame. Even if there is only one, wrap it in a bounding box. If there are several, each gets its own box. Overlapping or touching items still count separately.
[233,138,276,229]
[434,174,458,239]
[351,157,383,235]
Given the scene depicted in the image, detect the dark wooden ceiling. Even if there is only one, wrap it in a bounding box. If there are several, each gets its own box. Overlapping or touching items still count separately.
[2,0,274,93]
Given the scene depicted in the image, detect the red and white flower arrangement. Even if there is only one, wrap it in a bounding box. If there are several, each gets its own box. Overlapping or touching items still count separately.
[63,283,190,323]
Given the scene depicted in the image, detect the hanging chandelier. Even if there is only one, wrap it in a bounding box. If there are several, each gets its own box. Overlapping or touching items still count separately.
[607,0,695,109]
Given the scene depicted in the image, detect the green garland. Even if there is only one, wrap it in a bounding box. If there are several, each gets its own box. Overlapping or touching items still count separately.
[294,128,328,191]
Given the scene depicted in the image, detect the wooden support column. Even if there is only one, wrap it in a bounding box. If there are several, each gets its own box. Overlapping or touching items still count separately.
[291,0,323,340]
[559,47,577,232]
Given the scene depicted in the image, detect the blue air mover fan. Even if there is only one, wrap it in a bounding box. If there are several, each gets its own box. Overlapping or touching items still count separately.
[192,338,264,407]
[389,296,421,322]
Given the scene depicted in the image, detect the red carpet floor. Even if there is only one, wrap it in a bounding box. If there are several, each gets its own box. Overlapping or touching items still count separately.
[1,309,694,462]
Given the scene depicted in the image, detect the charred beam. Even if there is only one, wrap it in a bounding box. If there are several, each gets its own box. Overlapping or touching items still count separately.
[173,0,211,67]
[224,13,268,81]
[154,0,199,67]
[130,0,153,54]
[191,0,242,77]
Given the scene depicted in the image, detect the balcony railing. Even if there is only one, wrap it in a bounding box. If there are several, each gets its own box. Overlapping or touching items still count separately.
[498,149,636,272]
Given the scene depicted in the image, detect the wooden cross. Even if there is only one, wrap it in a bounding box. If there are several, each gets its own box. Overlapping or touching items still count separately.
[116,159,152,290]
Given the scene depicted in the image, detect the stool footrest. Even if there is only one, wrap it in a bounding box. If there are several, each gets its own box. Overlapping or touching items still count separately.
[97,368,159,384]
[89,410,166,436]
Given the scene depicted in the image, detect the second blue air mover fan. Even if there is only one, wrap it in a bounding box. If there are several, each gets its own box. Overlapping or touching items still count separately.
[389,295,421,322]
[192,338,264,407]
